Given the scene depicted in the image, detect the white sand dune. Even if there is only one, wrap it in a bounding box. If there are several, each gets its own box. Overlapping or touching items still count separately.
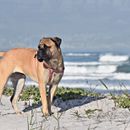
[0,95,130,130]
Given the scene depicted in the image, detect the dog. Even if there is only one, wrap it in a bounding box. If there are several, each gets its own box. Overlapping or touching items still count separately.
[0,37,64,116]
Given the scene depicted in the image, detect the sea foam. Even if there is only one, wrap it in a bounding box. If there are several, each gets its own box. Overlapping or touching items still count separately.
[65,53,91,57]
[99,54,129,62]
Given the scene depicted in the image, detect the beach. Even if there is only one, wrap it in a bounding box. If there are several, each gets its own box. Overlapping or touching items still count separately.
[0,94,130,130]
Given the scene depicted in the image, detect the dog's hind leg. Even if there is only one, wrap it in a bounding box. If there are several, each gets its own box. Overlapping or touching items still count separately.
[0,75,9,102]
[0,61,13,104]
[10,72,26,114]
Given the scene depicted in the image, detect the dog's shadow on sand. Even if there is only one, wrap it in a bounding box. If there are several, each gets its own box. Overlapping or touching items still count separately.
[23,95,105,113]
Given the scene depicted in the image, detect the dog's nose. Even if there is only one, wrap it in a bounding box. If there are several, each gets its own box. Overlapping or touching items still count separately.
[38,45,41,49]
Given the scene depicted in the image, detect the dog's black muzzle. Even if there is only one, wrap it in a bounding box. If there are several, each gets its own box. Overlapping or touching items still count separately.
[37,47,51,62]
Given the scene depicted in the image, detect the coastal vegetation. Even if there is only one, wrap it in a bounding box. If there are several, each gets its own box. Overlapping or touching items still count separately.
[3,85,100,103]
[3,84,130,109]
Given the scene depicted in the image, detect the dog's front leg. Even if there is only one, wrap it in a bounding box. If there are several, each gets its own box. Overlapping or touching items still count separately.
[38,81,49,116]
[37,64,49,116]
[50,84,58,103]
[38,67,49,116]
[48,84,58,114]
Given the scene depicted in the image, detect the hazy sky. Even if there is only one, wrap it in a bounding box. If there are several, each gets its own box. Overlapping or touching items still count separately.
[0,0,130,53]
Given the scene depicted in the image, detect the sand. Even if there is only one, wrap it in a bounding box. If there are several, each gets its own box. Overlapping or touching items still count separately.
[0,95,130,130]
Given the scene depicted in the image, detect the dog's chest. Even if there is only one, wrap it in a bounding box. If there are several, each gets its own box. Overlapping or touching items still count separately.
[48,71,63,85]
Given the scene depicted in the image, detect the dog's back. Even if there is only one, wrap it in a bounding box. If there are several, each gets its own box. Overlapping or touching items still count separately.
[0,48,38,79]
[0,48,37,61]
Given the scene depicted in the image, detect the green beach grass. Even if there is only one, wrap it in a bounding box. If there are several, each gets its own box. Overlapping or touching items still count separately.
[3,84,130,109]
[3,85,100,103]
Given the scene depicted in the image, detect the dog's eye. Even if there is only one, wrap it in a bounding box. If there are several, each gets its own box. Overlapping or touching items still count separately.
[38,44,51,49]
[44,45,51,49]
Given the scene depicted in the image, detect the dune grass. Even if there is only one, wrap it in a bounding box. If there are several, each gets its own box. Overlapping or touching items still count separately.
[100,80,130,109]
[3,83,130,109]
[3,85,101,103]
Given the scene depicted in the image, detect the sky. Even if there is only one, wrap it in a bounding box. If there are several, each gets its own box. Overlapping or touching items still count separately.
[0,0,130,53]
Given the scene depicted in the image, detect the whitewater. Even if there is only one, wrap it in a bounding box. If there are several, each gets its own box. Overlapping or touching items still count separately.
[60,52,130,92]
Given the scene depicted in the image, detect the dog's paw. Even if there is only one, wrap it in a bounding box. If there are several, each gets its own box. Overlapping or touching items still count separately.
[16,111,24,115]
[49,111,54,116]
[42,111,53,117]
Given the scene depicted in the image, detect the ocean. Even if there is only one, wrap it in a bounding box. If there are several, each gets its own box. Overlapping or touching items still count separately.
[61,52,130,93]
[26,51,130,93]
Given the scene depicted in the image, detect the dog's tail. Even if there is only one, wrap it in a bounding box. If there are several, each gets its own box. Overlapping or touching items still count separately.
[0,52,5,57]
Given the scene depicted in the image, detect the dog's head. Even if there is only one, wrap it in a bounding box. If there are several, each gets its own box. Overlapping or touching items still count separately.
[37,37,62,62]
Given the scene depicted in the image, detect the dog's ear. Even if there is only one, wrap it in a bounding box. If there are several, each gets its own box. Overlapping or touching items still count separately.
[51,37,62,48]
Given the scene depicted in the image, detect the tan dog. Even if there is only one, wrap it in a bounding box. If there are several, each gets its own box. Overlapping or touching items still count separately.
[0,37,64,116]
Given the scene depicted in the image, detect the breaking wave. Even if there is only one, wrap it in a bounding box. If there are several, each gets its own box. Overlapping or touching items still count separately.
[64,65,117,76]
[65,53,91,57]
[99,54,129,63]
